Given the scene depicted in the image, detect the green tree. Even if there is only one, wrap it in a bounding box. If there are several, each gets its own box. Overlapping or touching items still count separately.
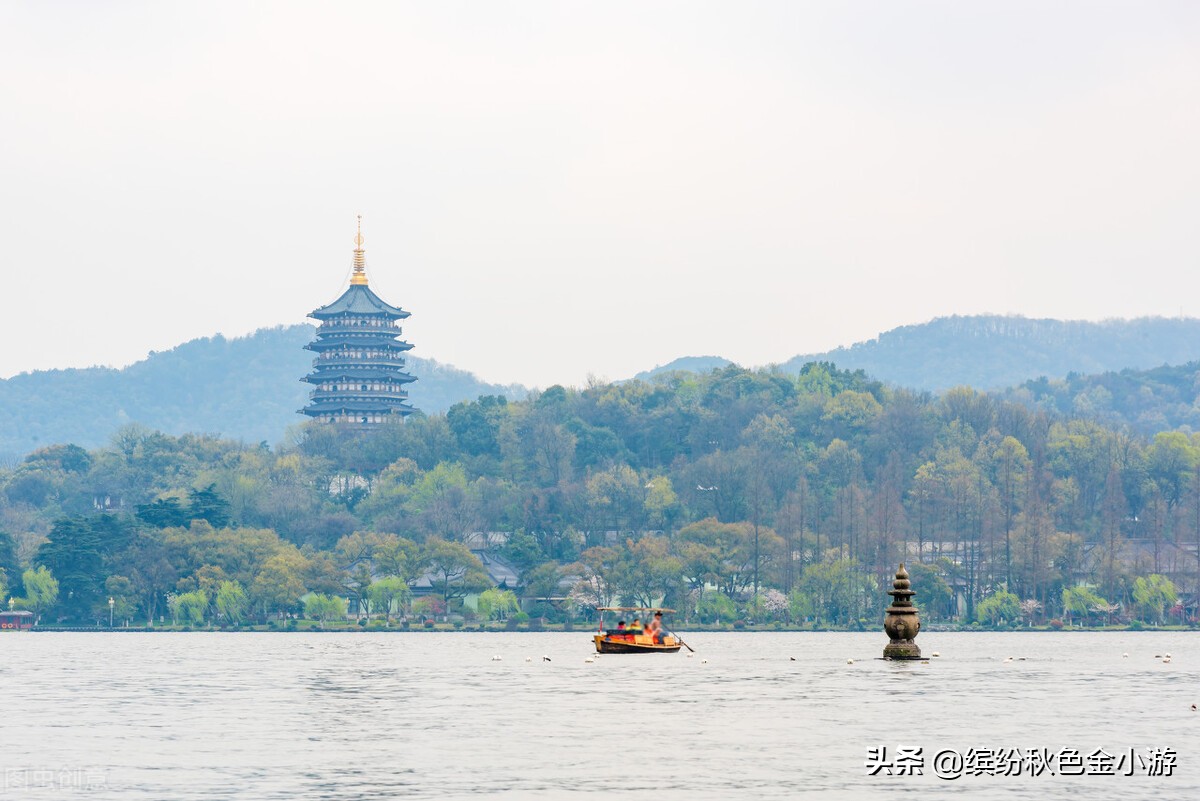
[188,484,232,528]
[250,552,308,620]
[174,589,208,626]
[0,530,23,599]
[477,588,519,621]
[215,580,249,624]
[304,593,347,623]
[1061,584,1106,627]
[903,560,954,621]
[1132,574,1177,625]
[976,590,1020,626]
[796,559,875,626]
[136,497,190,528]
[422,538,491,605]
[104,575,138,625]
[366,576,411,622]
[696,591,737,624]
[447,395,507,458]
[23,566,59,622]
[35,517,106,619]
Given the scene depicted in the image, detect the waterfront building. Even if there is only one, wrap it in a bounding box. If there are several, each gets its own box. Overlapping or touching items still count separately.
[0,610,34,630]
[300,218,417,424]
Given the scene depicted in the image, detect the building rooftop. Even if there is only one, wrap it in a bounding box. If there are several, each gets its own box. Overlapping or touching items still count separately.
[310,284,410,319]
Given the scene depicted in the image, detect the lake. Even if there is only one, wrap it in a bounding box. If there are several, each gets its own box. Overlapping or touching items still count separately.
[0,631,1195,799]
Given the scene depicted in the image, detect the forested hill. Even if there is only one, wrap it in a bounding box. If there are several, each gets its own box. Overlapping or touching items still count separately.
[0,325,526,461]
[783,315,1200,392]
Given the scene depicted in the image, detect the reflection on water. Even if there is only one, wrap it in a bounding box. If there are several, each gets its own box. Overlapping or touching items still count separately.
[0,632,1195,799]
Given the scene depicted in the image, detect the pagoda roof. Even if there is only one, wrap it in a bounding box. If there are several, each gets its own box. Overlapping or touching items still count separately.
[305,337,414,352]
[310,284,410,319]
[302,367,415,381]
[303,400,416,414]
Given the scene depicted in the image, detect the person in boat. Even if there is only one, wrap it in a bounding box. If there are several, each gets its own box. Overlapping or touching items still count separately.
[628,617,643,633]
[646,611,667,644]
[616,620,626,631]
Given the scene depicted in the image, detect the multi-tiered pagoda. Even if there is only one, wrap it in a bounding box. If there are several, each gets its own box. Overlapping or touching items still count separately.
[300,218,417,424]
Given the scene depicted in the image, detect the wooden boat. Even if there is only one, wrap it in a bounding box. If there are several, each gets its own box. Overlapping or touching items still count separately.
[592,606,684,654]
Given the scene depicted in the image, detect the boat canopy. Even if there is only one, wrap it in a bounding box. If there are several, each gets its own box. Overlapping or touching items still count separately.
[596,606,676,614]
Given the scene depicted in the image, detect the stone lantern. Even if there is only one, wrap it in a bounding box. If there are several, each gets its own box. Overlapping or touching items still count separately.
[883,563,921,659]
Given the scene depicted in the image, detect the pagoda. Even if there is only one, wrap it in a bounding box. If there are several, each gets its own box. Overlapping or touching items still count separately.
[300,217,418,424]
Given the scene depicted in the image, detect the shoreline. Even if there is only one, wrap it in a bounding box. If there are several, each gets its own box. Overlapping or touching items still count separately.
[13,623,1195,634]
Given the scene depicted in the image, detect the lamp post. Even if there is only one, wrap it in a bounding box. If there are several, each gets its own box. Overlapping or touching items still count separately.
[109,596,114,628]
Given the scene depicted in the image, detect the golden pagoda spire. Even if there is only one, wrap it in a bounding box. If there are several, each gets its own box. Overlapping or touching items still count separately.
[351,214,368,285]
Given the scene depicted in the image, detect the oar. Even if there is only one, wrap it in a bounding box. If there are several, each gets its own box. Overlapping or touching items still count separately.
[675,634,695,653]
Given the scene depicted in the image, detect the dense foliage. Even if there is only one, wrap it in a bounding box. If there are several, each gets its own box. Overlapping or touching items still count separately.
[1005,361,1200,436]
[1,363,1196,628]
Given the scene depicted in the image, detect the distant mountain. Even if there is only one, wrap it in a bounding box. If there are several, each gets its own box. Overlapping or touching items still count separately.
[784,315,1200,392]
[634,316,1200,394]
[633,356,733,381]
[0,325,526,461]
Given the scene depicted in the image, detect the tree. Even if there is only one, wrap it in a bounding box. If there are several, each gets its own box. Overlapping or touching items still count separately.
[992,436,1029,588]
[447,395,507,458]
[406,463,479,541]
[23,566,59,622]
[104,575,138,625]
[366,576,411,622]
[174,590,208,626]
[796,559,875,626]
[215,580,249,624]
[422,538,491,605]
[188,485,232,528]
[0,530,24,599]
[976,590,1020,626]
[1061,584,1106,627]
[136,497,190,528]
[901,560,954,621]
[35,517,106,620]
[695,591,737,624]
[250,552,308,620]
[304,593,347,623]
[477,588,519,621]
[1132,574,1177,625]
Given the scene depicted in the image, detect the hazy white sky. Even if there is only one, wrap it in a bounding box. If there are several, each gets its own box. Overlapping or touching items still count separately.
[2,1,1198,387]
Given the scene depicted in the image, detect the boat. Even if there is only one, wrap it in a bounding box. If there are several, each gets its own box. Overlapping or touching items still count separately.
[592,606,685,654]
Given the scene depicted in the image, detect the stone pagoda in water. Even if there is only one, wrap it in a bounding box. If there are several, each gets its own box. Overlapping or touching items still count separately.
[883,563,922,660]
[300,217,417,425]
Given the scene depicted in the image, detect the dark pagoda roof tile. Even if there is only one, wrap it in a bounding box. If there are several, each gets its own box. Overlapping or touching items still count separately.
[301,368,415,381]
[305,337,414,351]
[303,400,416,414]
[310,285,410,319]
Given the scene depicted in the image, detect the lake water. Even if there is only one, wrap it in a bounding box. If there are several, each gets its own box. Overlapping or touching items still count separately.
[0,631,1195,800]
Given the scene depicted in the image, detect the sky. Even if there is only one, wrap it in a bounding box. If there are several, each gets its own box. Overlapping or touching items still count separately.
[1,1,1198,388]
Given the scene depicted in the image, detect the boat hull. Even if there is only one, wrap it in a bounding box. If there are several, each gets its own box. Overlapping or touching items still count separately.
[593,634,681,654]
